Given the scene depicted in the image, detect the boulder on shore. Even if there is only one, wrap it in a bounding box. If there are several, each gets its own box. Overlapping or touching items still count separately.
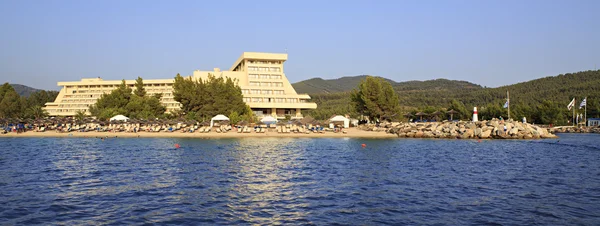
[381,118,557,139]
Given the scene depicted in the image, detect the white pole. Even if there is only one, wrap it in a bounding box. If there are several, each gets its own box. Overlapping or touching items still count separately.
[507,90,510,120]
[585,97,587,126]
[573,98,575,126]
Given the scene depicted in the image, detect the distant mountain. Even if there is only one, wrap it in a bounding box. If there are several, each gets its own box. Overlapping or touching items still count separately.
[10,84,43,97]
[292,75,482,94]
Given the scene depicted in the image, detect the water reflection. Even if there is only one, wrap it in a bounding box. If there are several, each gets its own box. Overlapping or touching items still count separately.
[226,138,311,224]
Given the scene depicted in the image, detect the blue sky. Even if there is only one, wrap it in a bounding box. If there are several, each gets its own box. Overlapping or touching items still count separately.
[1,0,599,90]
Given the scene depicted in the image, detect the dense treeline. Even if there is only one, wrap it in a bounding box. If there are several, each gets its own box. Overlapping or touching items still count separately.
[172,73,252,123]
[0,83,59,119]
[304,70,600,125]
[89,77,166,120]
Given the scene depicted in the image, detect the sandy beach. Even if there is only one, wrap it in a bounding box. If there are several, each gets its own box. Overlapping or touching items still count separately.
[1,128,397,139]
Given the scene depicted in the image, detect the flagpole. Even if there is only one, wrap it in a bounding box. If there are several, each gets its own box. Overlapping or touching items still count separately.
[585,97,587,126]
[573,98,575,126]
[507,90,510,119]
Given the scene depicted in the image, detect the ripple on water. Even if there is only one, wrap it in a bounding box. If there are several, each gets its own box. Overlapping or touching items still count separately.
[0,135,600,224]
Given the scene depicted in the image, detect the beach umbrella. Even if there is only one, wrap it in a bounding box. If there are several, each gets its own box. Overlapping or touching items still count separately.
[447,109,459,121]
[415,112,428,121]
[430,111,443,121]
[236,120,247,126]
[403,113,414,122]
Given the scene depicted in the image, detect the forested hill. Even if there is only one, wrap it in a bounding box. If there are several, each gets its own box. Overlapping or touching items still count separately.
[292,75,482,94]
[292,76,395,94]
[304,70,600,124]
[10,84,43,97]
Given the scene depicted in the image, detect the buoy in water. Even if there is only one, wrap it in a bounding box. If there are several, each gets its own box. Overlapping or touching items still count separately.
[175,144,180,149]
[361,144,366,148]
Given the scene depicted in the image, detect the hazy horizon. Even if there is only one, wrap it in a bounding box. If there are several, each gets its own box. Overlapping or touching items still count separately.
[1,0,599,90]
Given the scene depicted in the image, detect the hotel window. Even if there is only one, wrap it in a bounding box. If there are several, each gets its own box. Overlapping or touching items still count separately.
[287,98,297,103]
[249,74,259,79]
[252,97,261,102]
[269,67,280,72]
[249,82,260,86]
[276,98,284,103]
[243,98,250,102]
[259,67,268,72]
[274,90,284,95]
[261,90,272,94]
[274,82,283,87]
[248,66,258,71]
[259,74,269,79]
[242,89,249,94]
[251,89,260,94]
[271,75,281,79]
[261,82,270,87]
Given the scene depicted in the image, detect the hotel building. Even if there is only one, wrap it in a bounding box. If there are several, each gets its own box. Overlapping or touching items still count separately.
[44,52,317,118]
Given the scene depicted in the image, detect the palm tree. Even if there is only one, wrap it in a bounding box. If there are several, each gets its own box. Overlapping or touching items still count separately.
[28,106,48,120]
[74,110,86,124]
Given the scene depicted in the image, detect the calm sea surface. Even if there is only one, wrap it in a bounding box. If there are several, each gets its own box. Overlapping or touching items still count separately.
[1,134,600,225]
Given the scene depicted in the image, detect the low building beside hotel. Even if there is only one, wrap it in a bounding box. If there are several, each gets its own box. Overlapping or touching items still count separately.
[44,52,317,119]
[588,118,600,127]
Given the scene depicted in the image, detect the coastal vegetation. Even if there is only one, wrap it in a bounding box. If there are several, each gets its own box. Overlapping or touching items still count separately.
[172,73,252,122]
[297,70,600,125]
[350,76,400,121]
[0,83,58,119]
[89,78,166,120]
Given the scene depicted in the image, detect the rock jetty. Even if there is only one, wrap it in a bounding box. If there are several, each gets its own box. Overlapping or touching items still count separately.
[379,118,557,139]
[549,126,600,134]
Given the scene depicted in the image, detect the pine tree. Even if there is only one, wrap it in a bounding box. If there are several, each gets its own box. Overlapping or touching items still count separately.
[134,76,146,97]
[351,76,401,121]
[0,88,22,118]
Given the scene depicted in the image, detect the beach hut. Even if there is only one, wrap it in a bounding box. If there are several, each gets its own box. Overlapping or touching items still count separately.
[110,115,129,122]
[210,114,230,127]
[329,115,350,128]
[260,115,277,125]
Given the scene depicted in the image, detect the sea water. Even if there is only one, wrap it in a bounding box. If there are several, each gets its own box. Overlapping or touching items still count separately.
[1,134,599,225]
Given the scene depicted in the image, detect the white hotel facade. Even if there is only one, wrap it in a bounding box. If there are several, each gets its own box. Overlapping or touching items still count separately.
[44,52,317,119]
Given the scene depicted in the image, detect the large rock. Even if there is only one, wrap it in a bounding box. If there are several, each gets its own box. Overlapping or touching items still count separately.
[415,131,424,138]
[480,130,492,139]
[474,128,482,136]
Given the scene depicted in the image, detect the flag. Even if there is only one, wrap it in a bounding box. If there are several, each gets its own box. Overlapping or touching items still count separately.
[579,98,587,109]
[503,100,509,108]
[567,98,575,110]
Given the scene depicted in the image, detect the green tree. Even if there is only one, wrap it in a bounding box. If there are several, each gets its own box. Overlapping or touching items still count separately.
[448,99,469,120]
[0,83,15,104]
[74,110,86,123]
[173,73,248,121]
[0,88,22,118]
[89,80,131,120]
[27,90,58,107]
[27,105,49,119]
[350,76,401,121]
[90,78,166,120]
[134,76,147,97]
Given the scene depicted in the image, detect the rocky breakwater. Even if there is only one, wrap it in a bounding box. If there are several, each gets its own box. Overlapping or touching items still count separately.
[385,119,557,139]
[549,126,600,134]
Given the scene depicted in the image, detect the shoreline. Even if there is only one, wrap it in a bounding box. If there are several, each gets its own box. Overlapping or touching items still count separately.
[0,128,398,139]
